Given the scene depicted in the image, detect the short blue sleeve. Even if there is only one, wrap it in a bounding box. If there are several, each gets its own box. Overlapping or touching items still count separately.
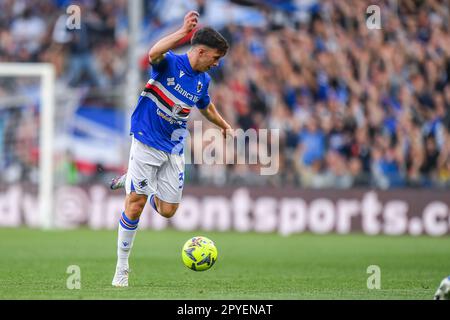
[196,74,211,110]
[150,50,176,74]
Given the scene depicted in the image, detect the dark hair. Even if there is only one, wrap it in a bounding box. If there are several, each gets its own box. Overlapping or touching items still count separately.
[191,27,229,55]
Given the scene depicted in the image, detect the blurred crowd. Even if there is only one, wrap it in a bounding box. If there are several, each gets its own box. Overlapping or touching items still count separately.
[0,0,449,189]
[0,0,129,85]
[193,0,450,189]
[0,0,129,186]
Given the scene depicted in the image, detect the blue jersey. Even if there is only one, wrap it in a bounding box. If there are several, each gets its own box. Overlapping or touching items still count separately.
[130,51,211,154]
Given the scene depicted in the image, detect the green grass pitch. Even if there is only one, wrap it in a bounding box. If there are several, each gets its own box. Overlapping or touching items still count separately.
[0,228,448,299]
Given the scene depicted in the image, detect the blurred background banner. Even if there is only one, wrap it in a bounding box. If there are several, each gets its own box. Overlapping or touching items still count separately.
[0,0,449,232]
[1,184,450,236]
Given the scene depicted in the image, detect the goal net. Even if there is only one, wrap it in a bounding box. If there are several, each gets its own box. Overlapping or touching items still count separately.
[0,63,55,229]
[0,62,133,230]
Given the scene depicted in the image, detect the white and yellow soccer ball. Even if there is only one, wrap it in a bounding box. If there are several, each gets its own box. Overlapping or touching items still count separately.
[434,276,450,300]
[181,236,218,271]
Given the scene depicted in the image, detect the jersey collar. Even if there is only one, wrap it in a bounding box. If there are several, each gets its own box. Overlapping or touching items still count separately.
[182,53,200,76]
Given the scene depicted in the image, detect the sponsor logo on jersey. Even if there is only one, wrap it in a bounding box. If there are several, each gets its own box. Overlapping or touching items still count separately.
[174,83,200,103]
[156,108,183,125]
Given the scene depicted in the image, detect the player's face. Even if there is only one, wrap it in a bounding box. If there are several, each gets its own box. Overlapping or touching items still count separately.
[198,47,224,72]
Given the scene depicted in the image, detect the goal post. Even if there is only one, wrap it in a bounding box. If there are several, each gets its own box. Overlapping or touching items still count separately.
[0,63,56,229]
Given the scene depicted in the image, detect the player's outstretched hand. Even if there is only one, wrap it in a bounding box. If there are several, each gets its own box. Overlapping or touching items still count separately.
[182,11,199,33]
[222,127,235,139]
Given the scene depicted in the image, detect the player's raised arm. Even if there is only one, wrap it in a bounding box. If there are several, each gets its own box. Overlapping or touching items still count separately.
[148,11,199,64]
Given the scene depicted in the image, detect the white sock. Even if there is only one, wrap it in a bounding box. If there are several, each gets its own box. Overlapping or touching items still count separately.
[116,212,139,269]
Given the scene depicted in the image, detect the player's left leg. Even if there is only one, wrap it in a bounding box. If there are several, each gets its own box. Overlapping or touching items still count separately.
[148,151,185,218]
[111,175,180,217]
[148,194,179,218]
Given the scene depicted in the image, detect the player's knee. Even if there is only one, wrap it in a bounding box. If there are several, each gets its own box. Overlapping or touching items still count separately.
[128,202,145,215]
[126,195,147,219]
[158,203,178,218]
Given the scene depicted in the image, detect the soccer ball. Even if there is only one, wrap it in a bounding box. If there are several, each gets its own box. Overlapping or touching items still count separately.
[434,276,450,300]
[181,236,218,271]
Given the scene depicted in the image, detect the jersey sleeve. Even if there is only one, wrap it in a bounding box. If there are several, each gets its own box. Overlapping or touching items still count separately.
[150,50,176,74]
[196,74,211,110]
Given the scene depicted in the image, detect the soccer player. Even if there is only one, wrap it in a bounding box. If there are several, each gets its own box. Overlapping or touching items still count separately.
[112,11,232,287]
